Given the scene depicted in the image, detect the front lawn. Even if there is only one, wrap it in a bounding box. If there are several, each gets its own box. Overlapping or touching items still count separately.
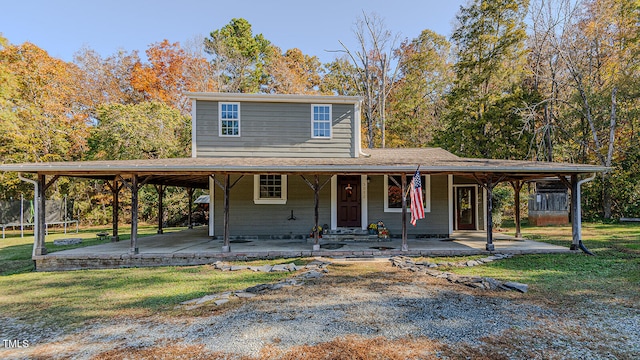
[442,221,640,307]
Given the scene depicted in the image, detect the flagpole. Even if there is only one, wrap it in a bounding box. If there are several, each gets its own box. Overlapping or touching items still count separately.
[401,174,408,251]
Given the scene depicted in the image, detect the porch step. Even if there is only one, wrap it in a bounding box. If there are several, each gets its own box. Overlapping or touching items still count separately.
[326,228,369,236]
[322,234,382,242]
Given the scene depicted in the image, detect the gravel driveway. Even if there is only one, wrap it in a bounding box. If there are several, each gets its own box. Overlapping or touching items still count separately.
[3,259,639,359]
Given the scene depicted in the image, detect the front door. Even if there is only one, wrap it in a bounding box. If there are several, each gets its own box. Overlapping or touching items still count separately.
[456,186,476,230]
[337,176,361,227]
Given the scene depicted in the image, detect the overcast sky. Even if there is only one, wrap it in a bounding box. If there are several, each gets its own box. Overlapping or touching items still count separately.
[3,0,467,64]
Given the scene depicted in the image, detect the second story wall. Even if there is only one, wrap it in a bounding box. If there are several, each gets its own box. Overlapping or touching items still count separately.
[190,93,361,158]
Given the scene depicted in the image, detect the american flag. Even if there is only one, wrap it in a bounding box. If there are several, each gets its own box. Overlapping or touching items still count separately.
[410,169,425,226]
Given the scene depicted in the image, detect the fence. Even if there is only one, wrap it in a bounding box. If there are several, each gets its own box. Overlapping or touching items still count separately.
[0,196,78,238]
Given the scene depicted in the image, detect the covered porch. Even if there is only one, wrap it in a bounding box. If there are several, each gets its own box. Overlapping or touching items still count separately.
[34,227,571,271]
[0,148,607,270]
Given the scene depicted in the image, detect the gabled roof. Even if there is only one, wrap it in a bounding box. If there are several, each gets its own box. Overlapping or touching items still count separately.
[0,148,607,189]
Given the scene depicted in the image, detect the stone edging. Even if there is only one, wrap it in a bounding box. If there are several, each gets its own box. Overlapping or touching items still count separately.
[175,259,331,310]
[390,255,529,293]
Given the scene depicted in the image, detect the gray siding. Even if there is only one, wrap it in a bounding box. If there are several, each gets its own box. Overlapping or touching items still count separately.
[367,175,450,237]
[212,174,451,238]
[196,101,355,158]
[213,175,332,237]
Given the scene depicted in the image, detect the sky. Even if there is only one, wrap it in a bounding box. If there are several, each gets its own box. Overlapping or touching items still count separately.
[2,0,467,64]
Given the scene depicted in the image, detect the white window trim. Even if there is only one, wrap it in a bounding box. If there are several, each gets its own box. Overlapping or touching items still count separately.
[311,104,332,139]
[253,175,287,204]
[383,175,431,213]
[218,102,241,137]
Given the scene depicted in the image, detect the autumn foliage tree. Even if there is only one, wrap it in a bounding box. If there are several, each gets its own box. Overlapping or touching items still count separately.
[265,47,323,94]
[131,40,195,114]
[0,41,89,164]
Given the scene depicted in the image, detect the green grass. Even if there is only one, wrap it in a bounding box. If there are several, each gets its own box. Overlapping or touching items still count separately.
[444,221,640,307]
[0,225,184,275]
[0,225,299,332]
[0,265,290,332]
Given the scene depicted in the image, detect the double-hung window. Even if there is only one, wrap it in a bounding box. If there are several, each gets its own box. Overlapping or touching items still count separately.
[384,175,431,213]
[311,104,331,138]
[254,175,288,204]
[219,102,240,136]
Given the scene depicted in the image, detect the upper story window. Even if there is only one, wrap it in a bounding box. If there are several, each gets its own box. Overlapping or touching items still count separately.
[311,104,332,139]
[384,175,431,213]
[253,175,288,204]
[219,102,240,137]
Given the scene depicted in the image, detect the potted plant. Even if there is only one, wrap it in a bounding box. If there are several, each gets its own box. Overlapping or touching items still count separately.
[367,223,378,235]
[309,225,323,238]
[376,221,389,239]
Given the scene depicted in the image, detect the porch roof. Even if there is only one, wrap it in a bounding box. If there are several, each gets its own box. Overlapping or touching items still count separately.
[1,148,607,188]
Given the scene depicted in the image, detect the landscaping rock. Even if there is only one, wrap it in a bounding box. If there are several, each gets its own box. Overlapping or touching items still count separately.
[390,255,527,293]
[214,299,229,306]
[234,291,256,299]
[245,284,272,294]
[271,264,289,272]
[503,282,529,293]
[53,238,82,246]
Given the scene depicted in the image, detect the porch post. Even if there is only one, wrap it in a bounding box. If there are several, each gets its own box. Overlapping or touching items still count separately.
[187,187,194,229]
[510,180,523,239]
[401,174,408,251]
[313,175,320,251]
[570,174,580,250]
[222,174,231,252]
[34,173,47,256]
[156,184,165,234]
[112,179,120,241]
[130,175,139,254]
[485,177,495,252]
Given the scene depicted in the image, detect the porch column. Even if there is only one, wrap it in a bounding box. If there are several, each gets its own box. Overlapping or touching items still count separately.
[401,174,408,251]
[105,178,122,242]
[34,174,47,256]
[570,174,580,250]
[155,184,165,234]
[510,180,523,239]
[485,177,495,252]
[187,187,194,229]
[222,174,231,252]
[130,175,139,254]
[313,175,320,251]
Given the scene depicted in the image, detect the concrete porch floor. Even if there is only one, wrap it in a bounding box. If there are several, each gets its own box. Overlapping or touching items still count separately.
[34,227,572,271]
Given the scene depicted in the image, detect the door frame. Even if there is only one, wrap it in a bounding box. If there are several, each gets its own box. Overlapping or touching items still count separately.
[453,185,478,230]
[331,175,368,230]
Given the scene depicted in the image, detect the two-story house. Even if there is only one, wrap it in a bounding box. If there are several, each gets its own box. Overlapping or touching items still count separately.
[0,92,606,264]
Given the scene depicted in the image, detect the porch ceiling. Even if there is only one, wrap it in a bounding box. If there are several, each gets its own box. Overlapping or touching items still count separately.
[0,148,607,189]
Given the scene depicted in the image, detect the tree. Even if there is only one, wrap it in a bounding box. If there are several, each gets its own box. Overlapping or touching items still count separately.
[434,0,532,159]
[131,40,206,114]
[265,47,323,94]
[182,35,218,93]
[557,0,640,218]
[204,18,273,93]
[73,47,143,111]
[386,30,453,147]
[340,12,402,148]
[1,42,89,163]
[320,56,360,96]
[88,101,191,160]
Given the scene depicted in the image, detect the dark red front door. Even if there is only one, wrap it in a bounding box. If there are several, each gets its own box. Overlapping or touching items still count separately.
[337,176,361,227]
